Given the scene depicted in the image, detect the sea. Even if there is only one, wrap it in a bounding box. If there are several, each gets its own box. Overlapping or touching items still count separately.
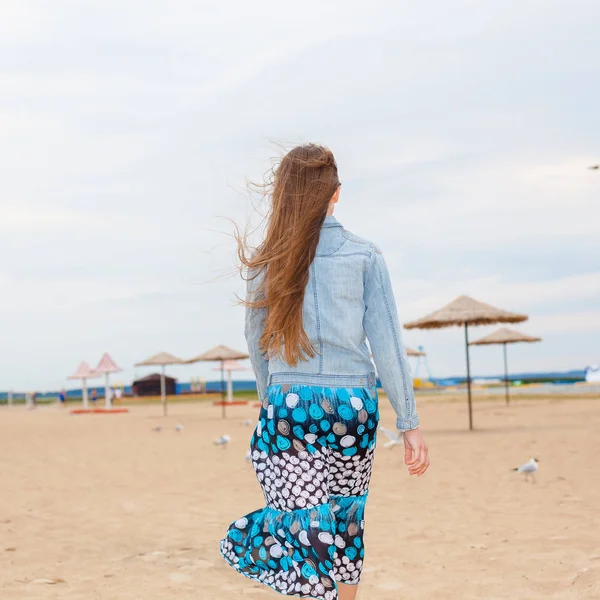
[0,369,588,401]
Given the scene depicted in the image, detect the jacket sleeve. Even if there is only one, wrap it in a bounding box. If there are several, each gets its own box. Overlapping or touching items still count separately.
[244,270,269,402]
[363,248,419,431]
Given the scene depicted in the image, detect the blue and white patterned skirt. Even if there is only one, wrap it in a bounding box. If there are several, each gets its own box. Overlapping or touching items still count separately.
[220,383,379,599]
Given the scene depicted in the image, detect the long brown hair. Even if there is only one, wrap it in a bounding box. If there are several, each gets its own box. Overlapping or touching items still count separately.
[237,144,340,366]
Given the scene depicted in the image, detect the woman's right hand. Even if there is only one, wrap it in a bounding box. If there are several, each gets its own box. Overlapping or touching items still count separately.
[403,428,430,477]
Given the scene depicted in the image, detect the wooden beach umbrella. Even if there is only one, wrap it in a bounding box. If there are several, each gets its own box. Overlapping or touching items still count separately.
[95,353,123,409]
[135,352,184,416]
[68,361,101,410]
[212,359,249,403]
[405,346,425,357]
[404,296,527,430]
[186,345,249,418]
[469,328,541,405]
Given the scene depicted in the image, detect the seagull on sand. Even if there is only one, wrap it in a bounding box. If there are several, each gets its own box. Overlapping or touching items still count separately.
[152,425,163,433]
[214,434,231,446]
[378,425,403,449]
[513,457,539,483]
[174,423,184,432]
[241,418,253,426]
[245,449,251,462]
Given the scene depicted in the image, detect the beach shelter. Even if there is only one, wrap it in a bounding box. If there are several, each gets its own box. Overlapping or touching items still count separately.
[186,345,249,418]
[68,361,101,410]
[132,373,177,396]
[95,353,123,409]
[405,346,433,381]
[404,296,527,430]
[135,352,184,416]
[212,359,249,403]
[469,328,541,405]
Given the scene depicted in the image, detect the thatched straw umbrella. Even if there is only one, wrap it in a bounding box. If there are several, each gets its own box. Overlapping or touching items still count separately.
[135,352,184,416]
[186,345,249,418]
[469,328,541,405]
[404,295,527,430]
[405,346,425,357]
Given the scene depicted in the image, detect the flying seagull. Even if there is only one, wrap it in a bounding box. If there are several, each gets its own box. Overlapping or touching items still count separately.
[589,165,599,170]
[378,425,403,449]
[513,457,539,483]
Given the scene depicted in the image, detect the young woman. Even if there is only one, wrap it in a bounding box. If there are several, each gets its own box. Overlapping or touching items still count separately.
[221,144,429,600]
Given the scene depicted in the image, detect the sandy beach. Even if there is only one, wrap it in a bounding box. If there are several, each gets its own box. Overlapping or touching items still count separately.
[1,394,599,600]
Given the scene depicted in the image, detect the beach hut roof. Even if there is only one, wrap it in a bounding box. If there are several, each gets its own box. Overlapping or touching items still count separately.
[404,295,528,329]
[469,327,541,346]
[186,344,249,363]
[133,373,177,384]
[135,352,184,367]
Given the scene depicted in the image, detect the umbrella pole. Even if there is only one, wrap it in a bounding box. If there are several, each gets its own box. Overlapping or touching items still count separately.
[464,323,473,430]
[227,369,233,403]
[82,377,88,410]
[503,342,510,405]
[105,373,111,409]
[221,360,226,419]
[161,364,167,417]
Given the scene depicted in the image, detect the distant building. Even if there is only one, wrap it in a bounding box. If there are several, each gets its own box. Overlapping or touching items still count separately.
[132,373,177,396]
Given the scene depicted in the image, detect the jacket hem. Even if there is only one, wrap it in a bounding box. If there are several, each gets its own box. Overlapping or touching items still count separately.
[268,371,377,388]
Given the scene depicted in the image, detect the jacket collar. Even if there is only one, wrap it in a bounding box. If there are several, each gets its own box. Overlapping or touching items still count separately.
[322,215,343,229]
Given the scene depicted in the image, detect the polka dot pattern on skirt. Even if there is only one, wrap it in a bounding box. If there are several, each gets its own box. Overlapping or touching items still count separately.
[221,384,379,599]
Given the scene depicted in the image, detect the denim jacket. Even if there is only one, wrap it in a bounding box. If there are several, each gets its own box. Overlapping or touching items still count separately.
[245,215,419,431]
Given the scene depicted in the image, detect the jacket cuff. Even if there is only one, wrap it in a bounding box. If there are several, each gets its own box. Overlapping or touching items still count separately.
[396,414,420,432]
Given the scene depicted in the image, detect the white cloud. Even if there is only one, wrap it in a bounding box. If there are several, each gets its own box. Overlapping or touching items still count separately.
[394,271,600,319]
[0,207,101,232]
[0,3,44,40]
[377,157,600,252]
[530,311,600,334]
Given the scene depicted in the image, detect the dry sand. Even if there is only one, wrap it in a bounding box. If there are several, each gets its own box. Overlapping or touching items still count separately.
[1,395,599,600]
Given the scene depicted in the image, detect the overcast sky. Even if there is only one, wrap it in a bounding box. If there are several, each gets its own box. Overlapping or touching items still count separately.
[1,1,599,391]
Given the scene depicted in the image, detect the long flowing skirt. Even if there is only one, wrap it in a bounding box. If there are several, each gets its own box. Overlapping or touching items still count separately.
[220,384,379,599]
